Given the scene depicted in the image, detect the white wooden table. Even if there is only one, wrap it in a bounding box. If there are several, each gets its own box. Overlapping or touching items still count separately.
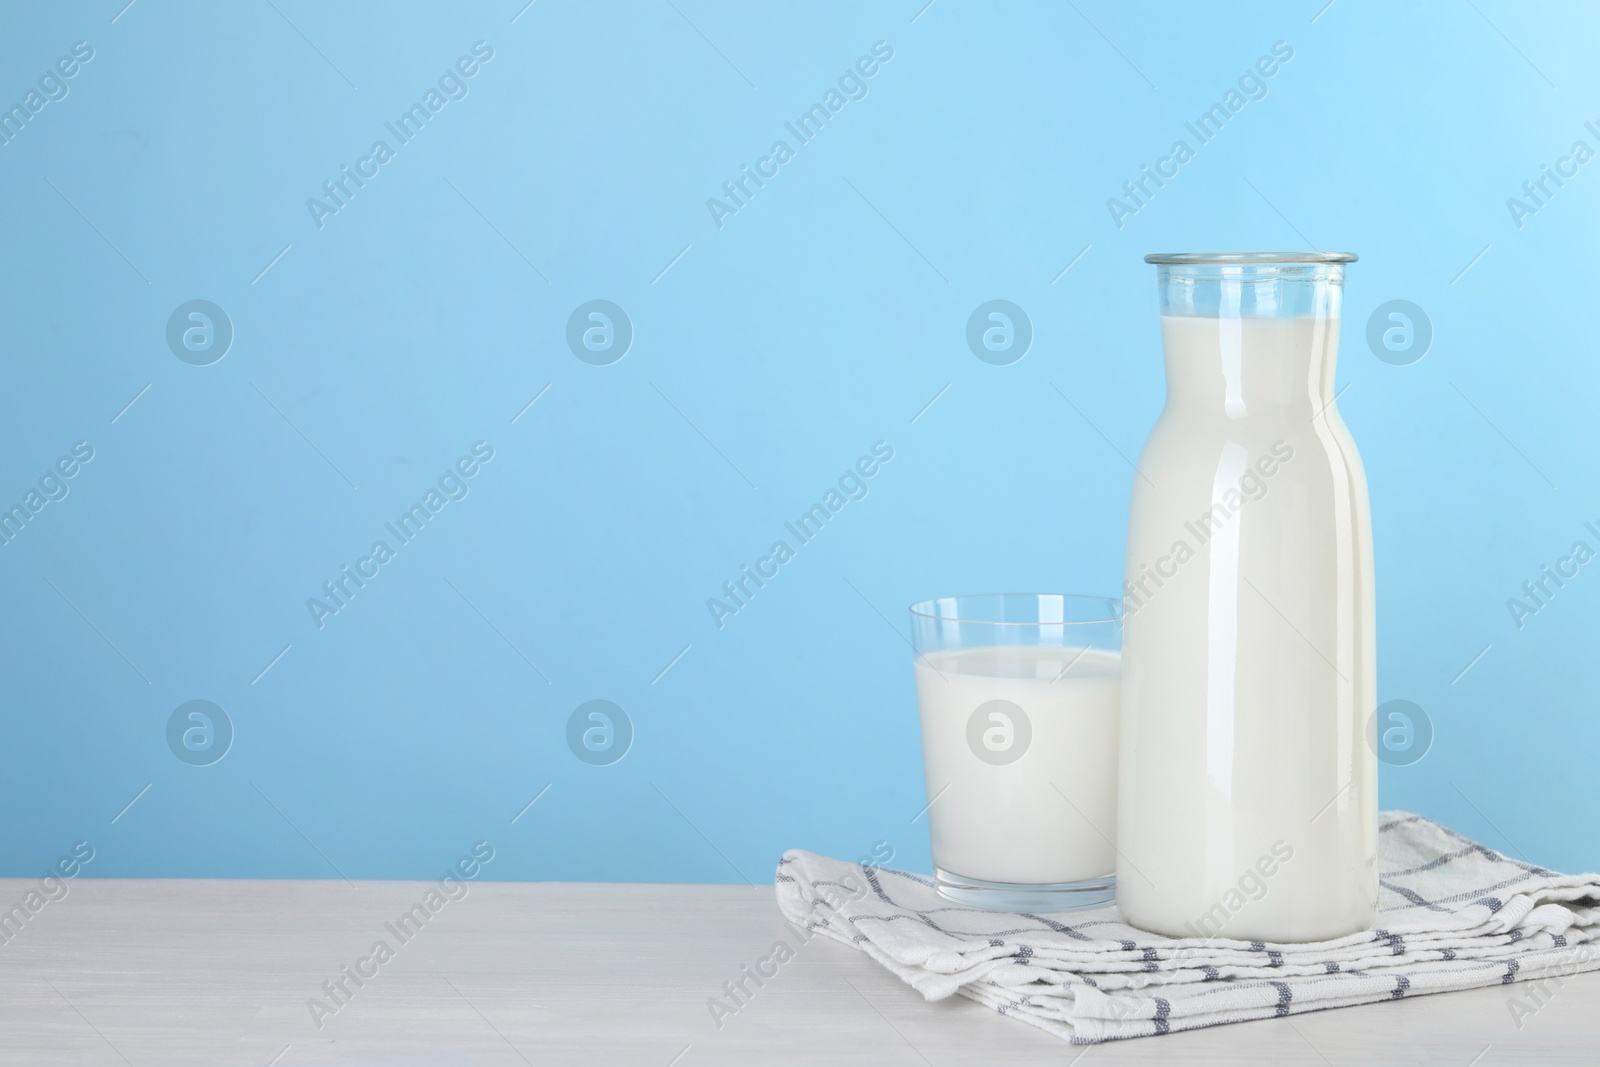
[1,878,1595,1065]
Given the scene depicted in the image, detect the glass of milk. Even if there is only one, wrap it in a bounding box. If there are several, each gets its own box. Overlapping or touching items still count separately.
[910,594,1121,911]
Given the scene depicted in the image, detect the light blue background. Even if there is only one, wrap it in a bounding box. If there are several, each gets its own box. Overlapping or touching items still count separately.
[2,0,1596,882]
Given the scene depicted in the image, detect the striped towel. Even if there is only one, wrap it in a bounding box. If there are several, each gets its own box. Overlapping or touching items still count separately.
[774,812,1600,1043]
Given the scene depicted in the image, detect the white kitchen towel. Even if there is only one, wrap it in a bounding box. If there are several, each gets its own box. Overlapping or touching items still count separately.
[775,812,1600,1043]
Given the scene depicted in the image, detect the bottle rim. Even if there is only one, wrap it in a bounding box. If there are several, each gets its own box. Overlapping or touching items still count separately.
[1144,251,1357,265]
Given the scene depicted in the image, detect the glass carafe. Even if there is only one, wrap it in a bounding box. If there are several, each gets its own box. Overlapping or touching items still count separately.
[1115,252,1377,942]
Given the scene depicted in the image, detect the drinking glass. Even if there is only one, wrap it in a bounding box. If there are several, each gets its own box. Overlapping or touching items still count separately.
[910,594,1121,912]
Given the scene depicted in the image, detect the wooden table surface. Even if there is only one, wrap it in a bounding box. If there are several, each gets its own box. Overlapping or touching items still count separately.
[1,878,1595,1065]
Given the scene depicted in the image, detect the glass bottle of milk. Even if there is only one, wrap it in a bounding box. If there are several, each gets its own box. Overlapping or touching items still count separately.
[1116,252,1377,943]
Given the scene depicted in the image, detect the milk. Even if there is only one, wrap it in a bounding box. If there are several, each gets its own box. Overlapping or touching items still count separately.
[1117,313,1377,942]
[914,645,1119,885]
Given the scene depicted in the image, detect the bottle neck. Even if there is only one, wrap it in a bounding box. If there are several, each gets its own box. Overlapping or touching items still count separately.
[1158,313,1342,417]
